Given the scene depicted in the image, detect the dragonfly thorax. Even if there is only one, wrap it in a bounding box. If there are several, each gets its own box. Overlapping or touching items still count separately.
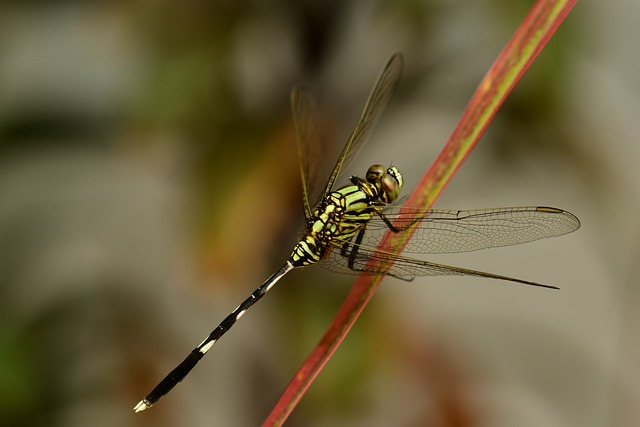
[289,165,404,268]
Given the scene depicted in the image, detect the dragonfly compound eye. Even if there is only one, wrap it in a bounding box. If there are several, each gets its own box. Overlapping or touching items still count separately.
[365,164,386,185]
[381,172,401,203]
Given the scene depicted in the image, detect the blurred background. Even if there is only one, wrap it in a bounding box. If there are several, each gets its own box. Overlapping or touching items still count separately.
[0,1,637,426]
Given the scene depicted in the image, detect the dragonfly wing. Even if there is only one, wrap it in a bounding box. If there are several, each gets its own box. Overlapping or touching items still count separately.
[291,87,332,220]
[362,206,580,254]
[319,242,416,281]
[321,53,404,198]
[321,239,560,288]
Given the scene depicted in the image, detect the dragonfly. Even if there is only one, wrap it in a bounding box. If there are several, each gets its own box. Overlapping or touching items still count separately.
[134,53,580,412]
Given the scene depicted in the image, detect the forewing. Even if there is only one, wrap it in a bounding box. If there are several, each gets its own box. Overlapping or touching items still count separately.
[356,206,581,254]
[321,53,404,198]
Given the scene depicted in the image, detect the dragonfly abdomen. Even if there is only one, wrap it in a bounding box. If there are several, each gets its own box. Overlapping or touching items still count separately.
[290,235,326,266]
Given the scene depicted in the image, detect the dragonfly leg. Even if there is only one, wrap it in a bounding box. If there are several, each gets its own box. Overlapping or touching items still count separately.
[340,228,414,281]
[377,210,421,233]
[340,228,368,272]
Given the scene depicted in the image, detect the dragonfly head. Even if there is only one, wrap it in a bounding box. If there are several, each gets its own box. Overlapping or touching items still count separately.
[366,164,403,204]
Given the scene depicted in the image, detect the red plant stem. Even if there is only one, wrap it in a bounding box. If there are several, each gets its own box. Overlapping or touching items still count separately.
[263,1,576,425]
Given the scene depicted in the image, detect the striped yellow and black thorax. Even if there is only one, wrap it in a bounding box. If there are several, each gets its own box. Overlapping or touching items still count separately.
[290,165,403,267]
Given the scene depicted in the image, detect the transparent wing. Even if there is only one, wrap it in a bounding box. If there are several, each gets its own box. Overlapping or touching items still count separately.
[319,206,580,286]
[291,87,329,221]
[320,243,558,288]
[321,53,404,200]
[363,206,580,254]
